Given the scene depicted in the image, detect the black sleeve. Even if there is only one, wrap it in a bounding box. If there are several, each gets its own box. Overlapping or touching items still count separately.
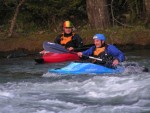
[54,34,62,44]
[73,34,83,48]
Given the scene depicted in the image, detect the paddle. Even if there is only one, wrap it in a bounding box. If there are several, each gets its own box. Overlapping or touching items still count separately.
[43,41,69,53]
[73,44,94,52]
[43,41,103,62]
[34,42,94,64]
[43,41,94,52]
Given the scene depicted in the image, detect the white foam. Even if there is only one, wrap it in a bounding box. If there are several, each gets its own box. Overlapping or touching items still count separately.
[39,99,79,107]
[0,91,14,98]
[42,72,61,77]
[34,110,54,113]
[86,91,99,98]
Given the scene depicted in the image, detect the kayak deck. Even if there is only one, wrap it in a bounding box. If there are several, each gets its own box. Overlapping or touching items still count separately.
[48,62,124,75]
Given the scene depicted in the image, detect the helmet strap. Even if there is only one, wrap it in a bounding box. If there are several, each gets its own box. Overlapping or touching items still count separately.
[101,41,105,47]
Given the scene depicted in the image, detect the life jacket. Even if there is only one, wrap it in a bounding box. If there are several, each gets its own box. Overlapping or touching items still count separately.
[60,33,75,46]
[93,47,105,56]
[92,45,115,68]
[92,46,105,63]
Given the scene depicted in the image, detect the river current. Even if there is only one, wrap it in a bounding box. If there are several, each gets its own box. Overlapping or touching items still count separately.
[0,49,150,113]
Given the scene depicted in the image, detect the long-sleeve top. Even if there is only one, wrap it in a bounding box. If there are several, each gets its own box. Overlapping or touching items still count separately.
[82,44,125,62]
[54,33,83,48]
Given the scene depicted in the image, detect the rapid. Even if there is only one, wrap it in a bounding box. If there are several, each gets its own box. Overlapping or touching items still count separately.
[0,49,150,113]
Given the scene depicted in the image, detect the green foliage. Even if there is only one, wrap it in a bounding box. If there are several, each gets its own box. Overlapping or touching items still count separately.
[21,0,87,31]
[0,0,15,24]
[108,0,144,25]
[0,0,86,32]
[0,0,148,33]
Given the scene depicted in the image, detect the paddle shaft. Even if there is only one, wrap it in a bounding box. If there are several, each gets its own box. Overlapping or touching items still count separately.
[73,44,94,52]
[69,51,104,61]
[86,55,103,61]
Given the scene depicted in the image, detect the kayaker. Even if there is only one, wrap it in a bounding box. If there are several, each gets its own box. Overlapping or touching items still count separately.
[54,20,83,51]
[77,34,125,68]
[40,20,83,54]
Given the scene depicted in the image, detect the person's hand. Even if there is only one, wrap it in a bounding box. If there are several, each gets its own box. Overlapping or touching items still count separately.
[39,50,49,54]
[112,59,119,66]
[67,47,74,51]
[77,52,83,57]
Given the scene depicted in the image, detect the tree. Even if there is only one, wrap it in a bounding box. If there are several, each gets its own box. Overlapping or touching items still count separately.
[24,0,86,31]
[8,0,25,37]
[144,0,150,26]
[86,0,110,29]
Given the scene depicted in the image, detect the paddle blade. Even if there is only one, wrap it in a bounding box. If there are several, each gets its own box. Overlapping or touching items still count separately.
[43,41,69,53]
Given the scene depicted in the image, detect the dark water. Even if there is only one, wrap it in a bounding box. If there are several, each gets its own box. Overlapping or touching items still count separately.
[0,49,150,113]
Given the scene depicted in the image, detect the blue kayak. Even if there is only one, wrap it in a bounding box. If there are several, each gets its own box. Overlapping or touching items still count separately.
[48,62,124,75]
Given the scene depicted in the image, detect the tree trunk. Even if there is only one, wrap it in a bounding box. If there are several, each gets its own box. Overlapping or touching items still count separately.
[86,0,110,29]
[144,0,150,26]
[8,0,25,37]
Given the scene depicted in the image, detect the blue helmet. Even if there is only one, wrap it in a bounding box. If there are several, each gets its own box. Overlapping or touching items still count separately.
[93,34,106,41]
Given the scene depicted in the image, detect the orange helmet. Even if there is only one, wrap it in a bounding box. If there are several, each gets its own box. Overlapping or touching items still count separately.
[63,21,73,28]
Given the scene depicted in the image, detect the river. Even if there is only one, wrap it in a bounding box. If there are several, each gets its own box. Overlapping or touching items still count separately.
[0,49,150,113]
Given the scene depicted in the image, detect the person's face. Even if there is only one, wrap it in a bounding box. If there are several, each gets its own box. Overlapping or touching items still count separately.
[94,39,104,48]
[63,27,72,34]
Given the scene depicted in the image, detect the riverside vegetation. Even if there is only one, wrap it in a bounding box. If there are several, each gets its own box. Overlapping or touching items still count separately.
[0,26,150,58]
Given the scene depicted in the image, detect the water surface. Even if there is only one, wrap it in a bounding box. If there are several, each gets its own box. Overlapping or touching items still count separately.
[0,49,150,113]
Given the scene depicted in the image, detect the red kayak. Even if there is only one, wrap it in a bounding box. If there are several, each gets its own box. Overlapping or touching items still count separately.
[34,41,93,64]
[34,52,80,63]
